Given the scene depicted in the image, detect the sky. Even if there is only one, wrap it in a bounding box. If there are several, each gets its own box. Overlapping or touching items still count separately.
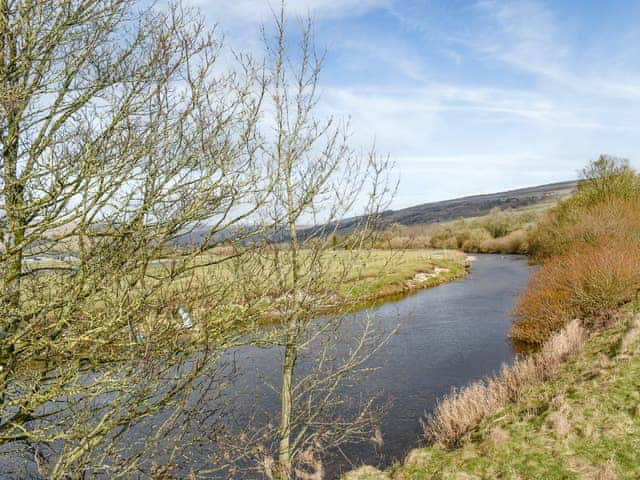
[186,0,640,209]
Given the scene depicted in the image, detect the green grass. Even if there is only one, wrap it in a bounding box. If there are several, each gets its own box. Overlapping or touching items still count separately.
[380,306,640,480]
[336,250,467,301]
[17,249,469,349]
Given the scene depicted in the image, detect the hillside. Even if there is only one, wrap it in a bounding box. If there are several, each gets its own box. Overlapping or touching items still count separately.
[173,180,578,245]
[380,180,577,225]
[331,180,577,235]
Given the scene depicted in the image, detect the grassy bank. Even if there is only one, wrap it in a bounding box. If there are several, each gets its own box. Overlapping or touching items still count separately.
[199,248,469,327]
[11,249,468,369]
[348,305,640,479]
[344,157,640,479]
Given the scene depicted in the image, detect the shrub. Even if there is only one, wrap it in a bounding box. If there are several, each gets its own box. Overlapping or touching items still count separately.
[483,207,511,238]
[530,156,640,259]
[479,228,528,254]
[529,197,640,259]
[388,236,411,249]
[511,241,640,343]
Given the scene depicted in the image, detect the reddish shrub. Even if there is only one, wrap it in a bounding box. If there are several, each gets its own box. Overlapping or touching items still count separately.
[511,241,640,344]
[529,197,640,259]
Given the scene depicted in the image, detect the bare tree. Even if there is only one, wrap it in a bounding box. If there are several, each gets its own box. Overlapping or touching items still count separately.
[0,1,397,477]
[225,8,397,478]
[0,1,270,476]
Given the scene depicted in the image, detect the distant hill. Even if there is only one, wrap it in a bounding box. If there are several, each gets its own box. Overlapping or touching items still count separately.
[376,180,578,226]
[317,180,578,236]
[173,180,579,245]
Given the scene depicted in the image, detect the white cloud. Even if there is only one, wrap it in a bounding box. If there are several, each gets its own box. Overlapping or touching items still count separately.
[473,0,568,81]
[177,0,640,206]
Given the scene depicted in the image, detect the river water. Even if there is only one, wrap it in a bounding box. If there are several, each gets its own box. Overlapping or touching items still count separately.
[213,254,533,477]
[0,254,532,479]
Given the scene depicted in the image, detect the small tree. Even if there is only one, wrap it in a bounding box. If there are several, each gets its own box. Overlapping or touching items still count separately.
[215,8,397,478]
[578,155,639,204]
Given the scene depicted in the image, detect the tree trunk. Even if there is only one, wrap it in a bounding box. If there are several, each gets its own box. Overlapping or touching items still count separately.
[277,159,301,477]
[277,331,297,478]
[0,0,24,417]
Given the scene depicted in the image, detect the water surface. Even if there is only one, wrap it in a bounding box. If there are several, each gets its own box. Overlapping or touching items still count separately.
[223,254,532,477]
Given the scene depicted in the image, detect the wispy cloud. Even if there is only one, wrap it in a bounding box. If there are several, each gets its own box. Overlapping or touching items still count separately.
[189,0,388,23]
[184,0,640,206]
[471,0,640,101]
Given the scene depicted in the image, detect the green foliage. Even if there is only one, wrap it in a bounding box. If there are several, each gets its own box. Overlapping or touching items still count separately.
[483,207,511,238]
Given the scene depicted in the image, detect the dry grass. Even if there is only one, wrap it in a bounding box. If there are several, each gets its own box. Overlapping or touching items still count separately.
[478,228,528,254]
[423,319,586,447]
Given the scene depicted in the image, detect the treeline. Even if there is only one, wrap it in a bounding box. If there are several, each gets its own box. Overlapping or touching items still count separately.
[512,156,640,343]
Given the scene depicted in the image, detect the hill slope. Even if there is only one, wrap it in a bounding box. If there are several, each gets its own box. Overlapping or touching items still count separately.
[379,180,577,226]
[176,180,578,244]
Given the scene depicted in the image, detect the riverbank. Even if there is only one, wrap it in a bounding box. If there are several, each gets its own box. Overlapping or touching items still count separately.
[207,254,531,479]
[343,159,640,479]
[190,248,470,332]
[346,303,640,479]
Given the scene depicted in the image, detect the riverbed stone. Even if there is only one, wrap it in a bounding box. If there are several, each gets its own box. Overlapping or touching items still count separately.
[343,466,390,480]
[403,448,432,466]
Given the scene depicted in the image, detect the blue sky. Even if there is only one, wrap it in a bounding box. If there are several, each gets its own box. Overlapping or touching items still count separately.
[189,0,640,208]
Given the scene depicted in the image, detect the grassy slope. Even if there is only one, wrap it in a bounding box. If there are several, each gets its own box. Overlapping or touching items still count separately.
[366,306,640,480]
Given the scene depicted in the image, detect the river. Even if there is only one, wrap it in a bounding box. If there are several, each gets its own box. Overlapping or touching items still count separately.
[211,254,532,478]
[0,254,532,479]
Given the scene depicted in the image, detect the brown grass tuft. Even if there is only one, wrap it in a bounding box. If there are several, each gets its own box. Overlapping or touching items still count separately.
[486,426,510,446]
[423,320,586,447]
[594,461,619,480]
[479,229,528,254]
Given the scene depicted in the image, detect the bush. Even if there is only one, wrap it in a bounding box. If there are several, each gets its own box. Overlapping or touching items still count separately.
[511,241,640,343]
[529,197,640,259]
[514,156,640,344]
[479,228,528,254]
[388,236,411,249]
[483,207,511,238]
[530,156,640,259]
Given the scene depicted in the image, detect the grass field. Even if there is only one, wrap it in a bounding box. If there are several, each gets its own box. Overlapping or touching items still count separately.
[19,248,469,348]
[179,248,470,324]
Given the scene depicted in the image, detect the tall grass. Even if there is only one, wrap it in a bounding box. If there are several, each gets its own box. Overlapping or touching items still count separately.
[424,320,586,447]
